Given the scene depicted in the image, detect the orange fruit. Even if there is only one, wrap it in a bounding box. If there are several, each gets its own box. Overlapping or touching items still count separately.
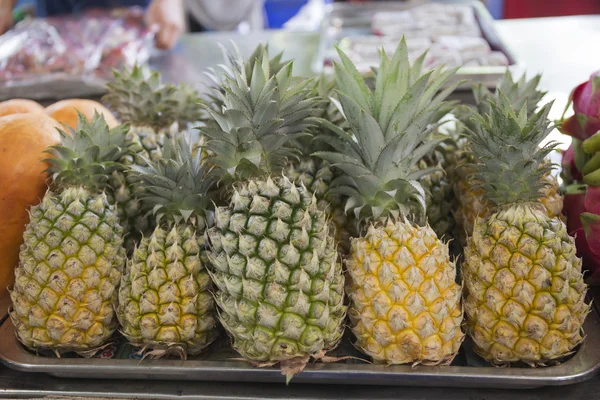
[0,113,61,297]
[0,99,45,117]
[46,99,119,130]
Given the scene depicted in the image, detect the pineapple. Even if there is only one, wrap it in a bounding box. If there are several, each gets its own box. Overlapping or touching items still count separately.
[117,136,219,358]
[285,75,356,254]
[462,94,589,365]
[103,65,179,252]
[10,113,127,356]
[453,71,558,245]
[202,45,345,378]
[315,39,464,365]
[173,83,204,134]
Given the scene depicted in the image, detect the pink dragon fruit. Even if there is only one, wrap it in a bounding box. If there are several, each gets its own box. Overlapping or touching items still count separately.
[561,144,583,184]
[564,186,600,284]
[561,71,600,284]
[561,71,600,141]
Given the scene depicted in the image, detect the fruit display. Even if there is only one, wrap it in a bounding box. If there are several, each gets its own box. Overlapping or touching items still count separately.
[0,36,594,385]
[45,98,119,129]
[0,99,45,117]
[10,113,128,355]
[0,113,61,298]
[462,94,588,364]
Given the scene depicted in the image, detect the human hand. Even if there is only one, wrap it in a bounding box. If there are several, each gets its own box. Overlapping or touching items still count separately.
[0,0,16,35]
[145,0,184,50]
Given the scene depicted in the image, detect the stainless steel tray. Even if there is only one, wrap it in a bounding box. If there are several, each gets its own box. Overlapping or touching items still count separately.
[0,301,599,389]
[315,0,516,89]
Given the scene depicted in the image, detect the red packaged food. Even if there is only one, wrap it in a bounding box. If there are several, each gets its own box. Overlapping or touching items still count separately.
[0,7,154,100]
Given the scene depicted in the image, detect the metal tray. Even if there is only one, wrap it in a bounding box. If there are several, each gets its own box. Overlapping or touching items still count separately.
[0,298,599,389]
[315,0,517,90]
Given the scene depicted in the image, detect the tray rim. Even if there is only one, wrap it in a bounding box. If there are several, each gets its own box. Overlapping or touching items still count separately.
[1,307,599,388]
[314,0,518,89]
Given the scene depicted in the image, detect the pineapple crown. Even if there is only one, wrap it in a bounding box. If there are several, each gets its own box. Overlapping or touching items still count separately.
[173,83,204,131]
[293,74,346,156]
[44,112,129,192]
[475,70,546,116]
[203,43,287,114]
[130,135,214,227]
[201,44,322,181]
[314,38,460,222]
[103,64,178,132]
[465,91,557,206]
[456,70,546,128]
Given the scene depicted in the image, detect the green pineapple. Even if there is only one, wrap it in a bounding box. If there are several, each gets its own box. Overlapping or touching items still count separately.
[103,65,179,252]
[10,113,127,356]
[462,94,589,365]
[315,39,464,365]
[117,136,219,358]
[202,45,346,379]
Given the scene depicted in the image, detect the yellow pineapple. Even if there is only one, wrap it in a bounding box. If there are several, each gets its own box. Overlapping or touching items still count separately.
[462,94,589,365]
[315,39,464,365]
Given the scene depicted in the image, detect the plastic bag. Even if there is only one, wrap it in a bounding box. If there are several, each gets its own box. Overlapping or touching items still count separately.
[0,7,154,100]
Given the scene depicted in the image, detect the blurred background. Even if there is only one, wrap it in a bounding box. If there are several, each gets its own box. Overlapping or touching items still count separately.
[11,0,600,30]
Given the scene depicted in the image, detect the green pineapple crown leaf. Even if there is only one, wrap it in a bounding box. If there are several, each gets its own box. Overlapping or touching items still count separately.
[44,112,129,192]
[201,44,322,181]
[293,74,346,156]
[203,43,287,113]
[456,70,547,130]
[314,37,461,222]
[103,64,178,131]
[466,91,557,206]
[173,83,204,131]
[130,134,215,227]
[475,70,547,116]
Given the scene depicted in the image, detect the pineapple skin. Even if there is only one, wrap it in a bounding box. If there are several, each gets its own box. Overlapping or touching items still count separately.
[286,157,357,255]
[347,219,464,365]
[454,160,563,246]
[207,177,346,363]
[419,142,458,241]
[539,174,564,219]
[10,187,125,354]
[118,224,218,355]
[463,204,588,365]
